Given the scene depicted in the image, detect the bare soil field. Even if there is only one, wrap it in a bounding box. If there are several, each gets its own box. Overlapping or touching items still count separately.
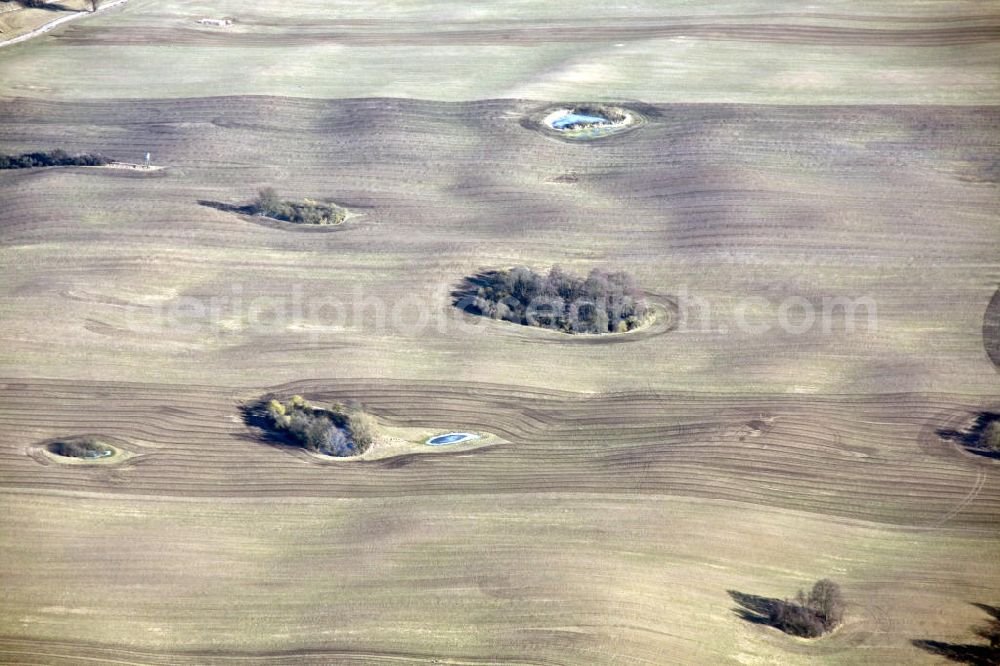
[1,1,999,664]
[1,0,999,103]
[0,95,997,664]
[1,379,998,527]
[0,98,995,393]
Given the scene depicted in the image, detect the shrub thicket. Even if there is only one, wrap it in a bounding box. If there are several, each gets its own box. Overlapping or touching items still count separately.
[981,420,1000,451]
[50,437,113,459]
[264,396,377,457]
[346,410,378,450]
[769,580,845,638]
[251,188,346,225]
[458,266,648,334]
[0,150,110,170]
[937,412,1000,458]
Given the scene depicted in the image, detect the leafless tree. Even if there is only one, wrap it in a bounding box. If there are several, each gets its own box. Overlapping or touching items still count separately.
[253,187,281,216]
[808,579,845,629]
[767,579,845,637]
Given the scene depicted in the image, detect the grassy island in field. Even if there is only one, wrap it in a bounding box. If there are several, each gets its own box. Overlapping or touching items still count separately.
[456,266,649,334]
[731,579,845,639]
[768,580,845,638]
[262,396,377,457]
[251,188,346,225]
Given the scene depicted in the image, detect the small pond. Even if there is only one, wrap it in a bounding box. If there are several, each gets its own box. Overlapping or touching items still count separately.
[426,432,480,446]
[550,112,612,130]
[534,105,640,141]
[49,442,116,459]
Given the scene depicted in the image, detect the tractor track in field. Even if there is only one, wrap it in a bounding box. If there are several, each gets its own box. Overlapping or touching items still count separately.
[55,20,1000,48]
[1,378,998,530]
[0,636,552,666]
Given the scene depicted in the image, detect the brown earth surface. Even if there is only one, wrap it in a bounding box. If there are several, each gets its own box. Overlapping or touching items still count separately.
[0,378,998,527]
[0,93,998,664]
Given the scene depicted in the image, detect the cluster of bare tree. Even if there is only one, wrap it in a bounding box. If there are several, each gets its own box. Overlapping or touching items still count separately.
[769,580,845,638]
[264,396,377,457]
[458,266,648,334]
[251,188,345,225]
[937,411,1000,458]
[0,150,109,169]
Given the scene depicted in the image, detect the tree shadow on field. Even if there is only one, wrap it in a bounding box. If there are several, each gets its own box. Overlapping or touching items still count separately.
[18,2,73,11]
[972,603,1000,620]
[912,603,1000,665]
[450,270,503,316]
[912,641,999,665]
[728,590,781,626]
[197,199,254,216]
[936,412,1000,459]
[238,399,300,450]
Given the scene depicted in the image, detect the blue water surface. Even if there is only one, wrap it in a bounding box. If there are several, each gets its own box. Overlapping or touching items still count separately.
[427,432,479,446]
[551,113,611,129]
